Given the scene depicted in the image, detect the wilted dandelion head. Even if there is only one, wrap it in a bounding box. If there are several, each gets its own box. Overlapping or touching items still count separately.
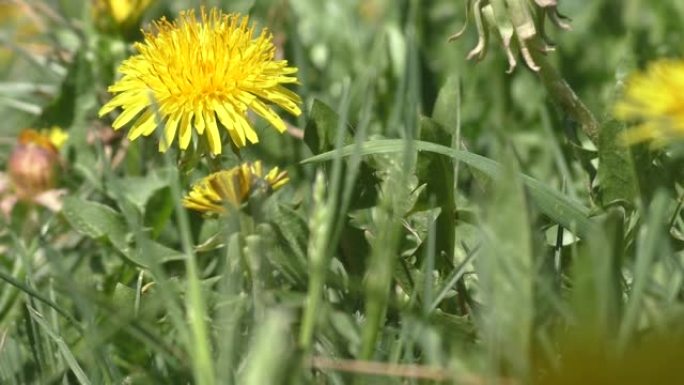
[614,59,684,146]
[182,161,288,214]
[8,128,67,200]
[99,8,302,155]
[17,127,68,152]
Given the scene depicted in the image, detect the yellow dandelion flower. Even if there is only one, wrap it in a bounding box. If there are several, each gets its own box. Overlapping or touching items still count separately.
[614,59,684,145]
[98,8,302,155]
[109,0,153,26]
[92,0,155,31]
[182,161,289,214]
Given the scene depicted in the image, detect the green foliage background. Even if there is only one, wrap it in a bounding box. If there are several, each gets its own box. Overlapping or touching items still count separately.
[1,0,684,384]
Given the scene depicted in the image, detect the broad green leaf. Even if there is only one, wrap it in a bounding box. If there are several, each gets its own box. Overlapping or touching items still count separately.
[630,143,661,204]
[36,50,90,129]
[303,99,351,155]
[130,239,186,267]
[304,97,337,153]
[432,74,460,131]
[570,208,624,341]
[240,310,292,385]
[302,139,595,238]
[598,119,637,207]
[267,203,308,261]
[62,196,129,253]
[304,98,379,209]
[618,192,669,348]
[430,310,477,343]
[117,173,170,212]
[143,186,175,239]
[328,309,362,355]
[112,282,136,311]
[478,146,533,377]
[195,218,229,252]
[257,223,306,285]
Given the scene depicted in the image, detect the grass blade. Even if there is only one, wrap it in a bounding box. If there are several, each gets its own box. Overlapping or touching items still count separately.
[302,138,595,237]
[27,308,91,385]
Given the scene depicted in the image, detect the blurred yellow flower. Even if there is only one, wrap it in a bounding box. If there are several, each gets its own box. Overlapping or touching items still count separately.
[92,0,154,30]
[45,126,69,149]
[99,8,302,155]
[0,2,44,67]
[16,127,68,152]
[614,59,684,145]
[182,161,289,214]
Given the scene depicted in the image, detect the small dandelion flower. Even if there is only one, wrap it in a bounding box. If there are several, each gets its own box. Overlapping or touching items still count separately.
[99,8,302,155]
[92,0,155,32]
[182,161,288,214]
[614,59,684,146]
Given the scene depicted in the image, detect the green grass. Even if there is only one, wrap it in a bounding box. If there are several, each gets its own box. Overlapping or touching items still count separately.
[2,0,684,384]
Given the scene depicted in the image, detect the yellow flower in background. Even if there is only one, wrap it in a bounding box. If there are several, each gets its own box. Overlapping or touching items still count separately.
[16,127,69,152]
[182,161,289,214]
[0,2,44,67]
[99,8,302,155]
[108,0,153,26]
[614,59,684,146]
[45,126,69,149]
[92,0,155,30]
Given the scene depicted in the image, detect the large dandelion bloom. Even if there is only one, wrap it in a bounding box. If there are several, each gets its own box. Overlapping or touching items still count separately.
[614,59,684,145]
[182,161,288,214]
[98,8,302,155]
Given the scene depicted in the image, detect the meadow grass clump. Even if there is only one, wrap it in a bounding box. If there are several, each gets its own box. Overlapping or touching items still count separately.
[1,1,684,384]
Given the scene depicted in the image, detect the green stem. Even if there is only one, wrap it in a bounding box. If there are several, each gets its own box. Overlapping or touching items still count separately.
[0,258,24,322]
[298,172,331,351]
[244,234,266,320]
[169,167,216,385]
[534,53,600,145]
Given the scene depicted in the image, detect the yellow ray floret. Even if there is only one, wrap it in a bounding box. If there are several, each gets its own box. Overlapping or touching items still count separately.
[614,59,684,146]
[182,161,289,214]
[98,8,302,155]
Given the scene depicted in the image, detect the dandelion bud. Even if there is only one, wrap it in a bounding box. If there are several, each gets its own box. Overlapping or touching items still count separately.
[8,129,61,201]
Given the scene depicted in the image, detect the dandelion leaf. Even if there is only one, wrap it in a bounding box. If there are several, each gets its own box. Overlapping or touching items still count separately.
[598,119,638,207]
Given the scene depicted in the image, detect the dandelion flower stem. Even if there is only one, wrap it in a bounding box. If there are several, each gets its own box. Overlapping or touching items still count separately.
[534,52,600,144]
